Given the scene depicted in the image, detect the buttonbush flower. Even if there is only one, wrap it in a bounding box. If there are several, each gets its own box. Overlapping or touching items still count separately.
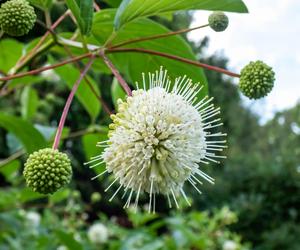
[87,68,226,212]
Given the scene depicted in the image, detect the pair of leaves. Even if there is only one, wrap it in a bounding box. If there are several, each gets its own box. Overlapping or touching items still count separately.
[66,0,94,35]
[114,0,248,29]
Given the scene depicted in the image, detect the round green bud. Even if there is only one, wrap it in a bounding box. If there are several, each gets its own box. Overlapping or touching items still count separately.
[239,60,275,99]
[208,11,229,32]
[72,190,81,199]
[91,192,101,203]
[0,0,36,37]
[23,148,72,194]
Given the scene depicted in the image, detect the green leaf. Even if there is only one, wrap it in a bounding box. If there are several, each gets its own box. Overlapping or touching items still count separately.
[0,39,23,74]
[48,32,111,74]
[104,0,122,8]
[0,160,20,183]
[18,187,46,202]
[49,189,71,203]
[0,114,47,153]
[92,10,208,98]
[111,77,126,108]
[66,0,94,35]
[82,129,108,175]
[20,86,39,120]
[52,61,101,121]
[114,0,248,29]
[8,75,44,89]
[55,230,83,250]
[28,0,53,10]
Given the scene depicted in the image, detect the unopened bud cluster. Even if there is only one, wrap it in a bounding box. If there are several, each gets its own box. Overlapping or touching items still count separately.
[208,11,229,32]
[0,0,36,36]
[23,148,72,194]
[239,60,275,99]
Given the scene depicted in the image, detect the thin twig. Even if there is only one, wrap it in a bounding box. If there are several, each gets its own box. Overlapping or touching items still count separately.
[36,20,57,41]
[61,128,106,140]
[100,50,132,96]
[93,1,101,11]
[45,9,52,27]
[0,52,93,82]
[62,45,113,115]
[16,10,71,67]
[110,24,209,49]
[107,48,241,78]
[52,56,96,150]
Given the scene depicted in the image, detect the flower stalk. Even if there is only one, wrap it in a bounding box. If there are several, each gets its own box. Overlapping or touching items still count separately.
[107,48,241,78]
[99,50,132,96]
[109,24,209,49]
[52,56,95,150]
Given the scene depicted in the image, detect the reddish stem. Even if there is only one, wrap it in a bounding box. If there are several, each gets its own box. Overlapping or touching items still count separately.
[93,2,101,11]
[0,52,93,82]
[1,47,240,84]
[109,24,209,49]
[107,48,240,78]
[100,51,132,96]
[52,56,95,150]
[62,45,113,115]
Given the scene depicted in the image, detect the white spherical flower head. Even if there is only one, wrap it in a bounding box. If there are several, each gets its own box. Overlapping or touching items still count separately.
[87,68,226,212]
[87,223,109,244]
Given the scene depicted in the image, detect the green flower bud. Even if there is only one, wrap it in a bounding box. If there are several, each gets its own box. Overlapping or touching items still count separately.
[0,0,36,36]
[208,11,229,32]
[91,192,101,203]
[239,60,275,99]
[23,148,72,194]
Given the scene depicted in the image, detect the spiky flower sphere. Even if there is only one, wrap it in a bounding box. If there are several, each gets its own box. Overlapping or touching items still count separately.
[88,68,226,212]
[208,11,229,32]
[23,148,72,194]
[0,0,36,36]
[239,60,275,99]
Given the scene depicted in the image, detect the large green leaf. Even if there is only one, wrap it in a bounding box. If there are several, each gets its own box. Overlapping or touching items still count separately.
[0,39,23,74]
[115,0,248,29]
[20,86,39,120]
[8,75,44,89]
[66,0,94,35]
[111,77,126,108]
[0,160,20,183]
[52,61,101,121]
[82,127,108,176]
[92,10,208,97]
[104,0,122,8]
[55,230,83,250]
[28,0,53,10]
[0,114,47,153]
